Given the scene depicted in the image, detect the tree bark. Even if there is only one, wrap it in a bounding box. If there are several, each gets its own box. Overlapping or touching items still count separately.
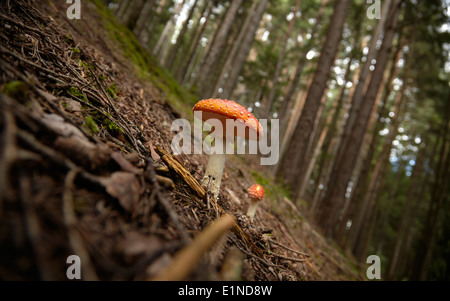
[133,0,156,44]
[115,0,132,22]
[278,0,329,141]
[322,0,393,220]
[410,93,450,280]
[344,33,410,252]
[335,38,403,246]
[303,53,355,202]
[310,55,362,218]
[194,0,243,96]
[120,0,145,28]
[219,0,268,100]
[386,141,427,280]
[259,0,302,119]
[317,0,402,238]
[177,0,212,83]
[351,80,407,262]
[153,0,187,59]
[210,0,258,98]
[345,34,404,223]
[165,0,200,71]
[276,0,351,201]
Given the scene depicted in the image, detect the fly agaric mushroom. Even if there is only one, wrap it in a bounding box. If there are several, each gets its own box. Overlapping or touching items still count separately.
[193,99,263,201]
[246,184,264,223]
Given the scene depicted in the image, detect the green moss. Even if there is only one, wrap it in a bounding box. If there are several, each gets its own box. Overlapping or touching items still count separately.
[77,60,94,77]
[66,86,86,101]
[89,110,124,135]
[1,81,29,100]
[65,34,74,45]
[89,0,197,117]
[106,83,119,99]
[83,116,100,134]
[71,46,81,53]
[102,115,124,133]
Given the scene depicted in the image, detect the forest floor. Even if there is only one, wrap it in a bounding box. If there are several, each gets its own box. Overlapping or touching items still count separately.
[0,0,363,281]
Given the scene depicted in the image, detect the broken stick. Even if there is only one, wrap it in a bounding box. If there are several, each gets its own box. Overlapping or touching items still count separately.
[154,145,264,257]
[150,214,236,281]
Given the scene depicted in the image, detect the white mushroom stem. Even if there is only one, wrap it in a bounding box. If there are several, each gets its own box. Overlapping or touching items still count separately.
[201,134,230,202]
[201,151,226,201]
[246,198,259,223]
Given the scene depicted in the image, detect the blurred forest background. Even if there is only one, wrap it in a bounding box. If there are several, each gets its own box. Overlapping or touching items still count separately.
[107,0,447,280]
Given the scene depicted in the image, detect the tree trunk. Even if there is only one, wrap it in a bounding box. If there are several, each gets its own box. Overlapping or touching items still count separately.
[194,0,243,96]
[336,0,391,152]
[219,0,268,100]
[386,141,427,280]
[115,0,132,22]
[335,40,402,246]
[275,0,351,201]
[303,53,355,202]
[278,0,329,139]
[410,93,450,280]
[165,0,200,71]
[345,34,404,222]
[133,0,156,44]
[278,55,306,136]
[177,1,212,83]
[259,0,302,119]
[153,0,186,59]
[278,72,313,169]
[347,34,412,254]
[305,16,364,207]
[296,85,331,199]
[352,83,407,262]
[310,54,362,217]
[317,0,402,238]
[210,0,258,98]
[322,0,393,218]
[120,0,145,28]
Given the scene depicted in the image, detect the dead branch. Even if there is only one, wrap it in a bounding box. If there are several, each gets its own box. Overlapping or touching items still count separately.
[268,238,310,258]
[145,158,190,244]
[155,145,205,200]
[150,214,236,281]
[154,145,264,257]
[269,253,306,264]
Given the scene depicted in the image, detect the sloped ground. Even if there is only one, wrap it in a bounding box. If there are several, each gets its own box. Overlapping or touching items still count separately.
[0,0,362,281]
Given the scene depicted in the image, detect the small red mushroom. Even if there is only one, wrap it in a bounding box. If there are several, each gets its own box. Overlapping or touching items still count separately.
[246,184,265,223]
[193,99,263,201]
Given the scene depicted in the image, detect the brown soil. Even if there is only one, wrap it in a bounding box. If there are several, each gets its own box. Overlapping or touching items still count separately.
[0,0,362,281]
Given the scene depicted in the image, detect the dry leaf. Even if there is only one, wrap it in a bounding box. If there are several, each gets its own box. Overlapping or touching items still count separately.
[102,172,140,212]
[111,151,141,175]
[147,141,160,162]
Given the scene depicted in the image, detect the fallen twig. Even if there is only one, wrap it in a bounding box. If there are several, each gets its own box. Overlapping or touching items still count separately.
[269,253,306,263]
[150,214,236,281]
[145,158,190,244]
[154,145,264,257]
[268,238,310,258]
[155,145,205,200]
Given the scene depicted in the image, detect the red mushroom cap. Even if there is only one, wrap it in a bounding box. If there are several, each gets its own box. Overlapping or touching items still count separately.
[193,98,263,140]
[248,184,265,201]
